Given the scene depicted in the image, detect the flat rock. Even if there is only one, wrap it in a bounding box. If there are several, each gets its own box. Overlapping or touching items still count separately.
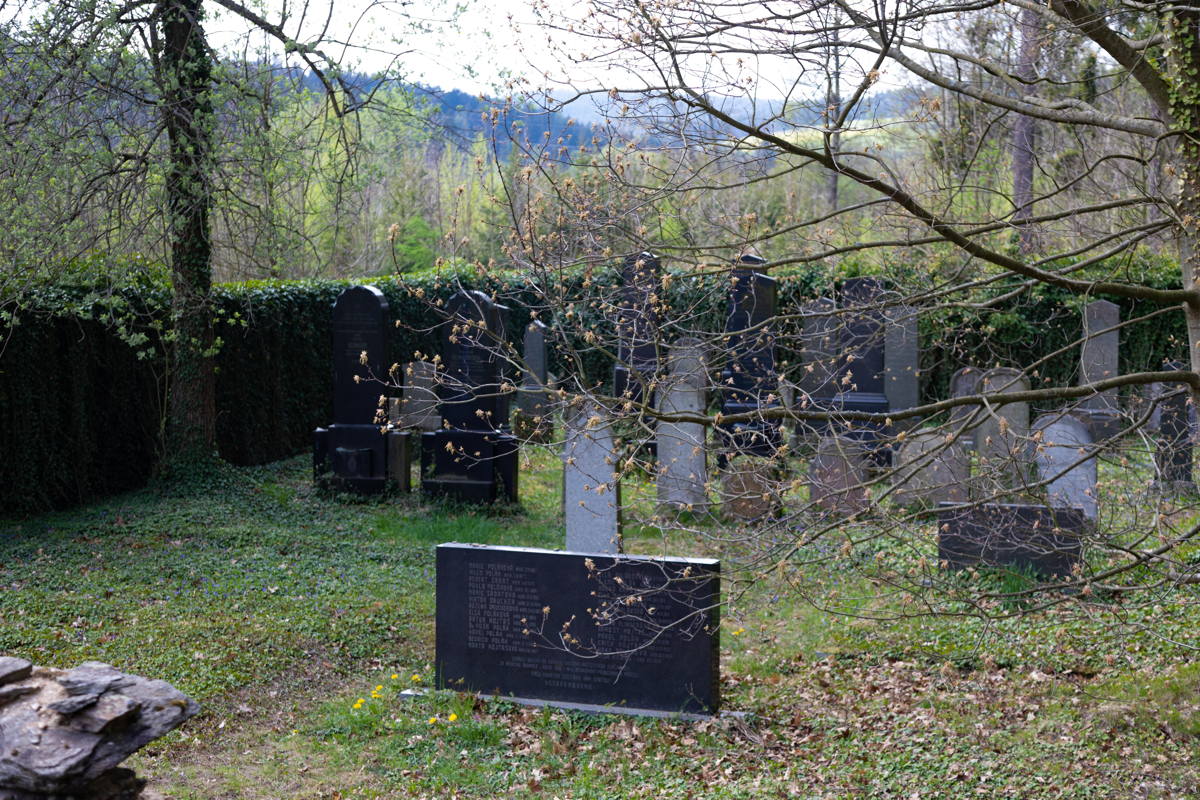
[0,658,31,687]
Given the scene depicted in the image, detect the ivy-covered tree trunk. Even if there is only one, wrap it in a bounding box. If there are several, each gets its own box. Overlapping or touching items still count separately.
[160,0,216,459]
[1167,8,1200,382]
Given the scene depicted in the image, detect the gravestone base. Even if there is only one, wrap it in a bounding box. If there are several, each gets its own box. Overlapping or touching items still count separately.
[315,424,389,494]
[937,503,1086,579]
[421,430,519,504]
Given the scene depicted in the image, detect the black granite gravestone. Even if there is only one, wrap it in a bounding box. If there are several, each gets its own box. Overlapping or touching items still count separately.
[937,503,1086,579]
[718,254,782,460]
[613,251,662,406]
[313,285,396,493]
[436,543,720,716]
[422,290,519,503]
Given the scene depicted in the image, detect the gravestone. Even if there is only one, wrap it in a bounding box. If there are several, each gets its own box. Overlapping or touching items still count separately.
[563,405,622,553]
[884,303,920,429]
[891,430,969,507]
[399,361,441,432]
[657,338,709,513]
[720,457,778,521]
[515,320,552,440]
[421,290,519,504]
[808,436,871,515]
[312,285,393,493]
[948,366,982,448]
[718,253,782,460]
[799,297,839,408]
[828,278,891,462]
[613,251,661,406]
[1155,364,1195,490]
[1031,413,1097,521]
[974,368,1031,495]
[436,543,720,717]
[937,503,1086,579]
[1077,299,1122,438]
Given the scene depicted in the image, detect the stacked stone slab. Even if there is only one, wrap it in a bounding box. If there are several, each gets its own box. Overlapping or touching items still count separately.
[657,338,709,513]
[563,404,622,552]
[973,367,1031,497]
[1031,413,1097,521]
[313,285,399,493]
[421,290,519,504]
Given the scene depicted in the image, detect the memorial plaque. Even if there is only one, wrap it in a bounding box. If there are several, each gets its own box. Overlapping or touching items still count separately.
[436,543,720,716]
[937,503,1085,579]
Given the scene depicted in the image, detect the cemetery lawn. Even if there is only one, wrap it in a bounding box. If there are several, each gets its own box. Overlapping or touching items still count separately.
[1,450,1198,799]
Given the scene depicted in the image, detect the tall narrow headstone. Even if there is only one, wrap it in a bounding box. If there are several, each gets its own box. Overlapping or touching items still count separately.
[1031,413,1097,521]
[563,405,622,553]
[421,290,519,504]
[1155,362,1195,490]
[808,436,871,515]
[1078,299,1121,438]
[974,367,1031,495]
[831,278,888,416]
[657,338,709,513]
[891,430,969,507]
[515,320,552,440]
[948,366,982,448]
[313,285,392,493]
[799,297,839,404]
[884,304,920,429]
[613,251,661,406]
[718,253,781,459]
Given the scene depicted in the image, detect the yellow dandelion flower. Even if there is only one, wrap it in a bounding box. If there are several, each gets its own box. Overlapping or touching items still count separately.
[375,685,384,691]
[428,716,438,724]
[391,674,399,680]
[411,673,422,683]
[448,713,458,722]
[732,627,745,636]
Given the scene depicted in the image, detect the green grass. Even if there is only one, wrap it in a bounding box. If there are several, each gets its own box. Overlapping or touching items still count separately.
[2,448,1199,798]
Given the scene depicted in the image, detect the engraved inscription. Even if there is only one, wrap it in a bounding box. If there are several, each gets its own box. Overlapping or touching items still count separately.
[466,561,542,653]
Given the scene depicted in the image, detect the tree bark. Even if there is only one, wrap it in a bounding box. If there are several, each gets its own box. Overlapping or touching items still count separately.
[160,0,216,459]
[1011,6,1039,253]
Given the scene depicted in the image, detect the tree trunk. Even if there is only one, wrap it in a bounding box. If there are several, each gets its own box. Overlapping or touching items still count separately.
[160,0,216,459]
[1011,6,1039,253]
[824,42,842,213]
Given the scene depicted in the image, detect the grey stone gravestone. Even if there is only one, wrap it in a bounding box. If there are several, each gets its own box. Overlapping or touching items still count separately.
[937,503,1086,579]
[1077,299,1122,438]
[516,320,552,440]
[974,368,1031,495]
[421,290,519,504]
[1155,363,1195,490]
[657,338,709,513]
[436,543,720,717]
[1031,413,1097,521]
[720,457,778,521]
[718,253,782,460]
[312,285,393,493]
[808,435,871,515]
[613,251,661,406]
[891,430,969,507]
[563,405,622,553]
[884,304,920,429]
[799,297,839,406]
[400,360,441,432]
[948,366,982,448]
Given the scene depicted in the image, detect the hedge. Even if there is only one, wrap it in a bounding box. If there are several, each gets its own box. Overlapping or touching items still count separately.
[0,256,1189,514]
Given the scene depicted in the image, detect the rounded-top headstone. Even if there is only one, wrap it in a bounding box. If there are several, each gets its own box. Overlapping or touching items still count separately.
[1031,413,1097,520]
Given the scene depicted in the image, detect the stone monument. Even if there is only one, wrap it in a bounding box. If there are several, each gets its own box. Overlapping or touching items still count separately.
[563,405,622,553]
[1076,299,1122,438]
[1155,363,1195,490]
[808,435,872,515]
[937,503,1086,579]
[1031,413,1097,521]
[612,251,661,407]
[312,285,396,493]
[657,338,709,513]
[421,290,519,504]
[891,430,969,508]
[973,367,1031,496]
[515,320,553,441]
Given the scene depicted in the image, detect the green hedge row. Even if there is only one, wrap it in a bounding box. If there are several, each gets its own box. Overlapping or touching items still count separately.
[0,257,1189,514]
